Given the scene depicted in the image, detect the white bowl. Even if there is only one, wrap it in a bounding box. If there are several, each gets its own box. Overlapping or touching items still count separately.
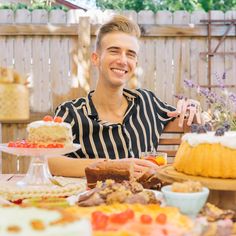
[161,185,209,217]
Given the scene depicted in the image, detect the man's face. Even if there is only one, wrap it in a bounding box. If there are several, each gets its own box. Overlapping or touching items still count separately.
[92,32,139,88]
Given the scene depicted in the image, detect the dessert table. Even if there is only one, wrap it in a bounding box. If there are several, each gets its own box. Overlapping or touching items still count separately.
[0,173,25,182]
[157,165,236,211]
[0,173,85,184]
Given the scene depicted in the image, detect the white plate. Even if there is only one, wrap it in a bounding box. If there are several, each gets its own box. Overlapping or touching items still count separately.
[0,143,80,157]
[67,189,164,206]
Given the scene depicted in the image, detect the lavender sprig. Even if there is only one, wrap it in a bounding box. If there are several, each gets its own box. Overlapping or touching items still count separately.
[181,73,236,131]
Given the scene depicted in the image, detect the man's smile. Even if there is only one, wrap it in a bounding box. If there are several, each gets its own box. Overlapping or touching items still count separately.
[111,68,128,75]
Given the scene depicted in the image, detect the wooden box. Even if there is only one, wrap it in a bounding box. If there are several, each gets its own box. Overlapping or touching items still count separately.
[0,84,29,121]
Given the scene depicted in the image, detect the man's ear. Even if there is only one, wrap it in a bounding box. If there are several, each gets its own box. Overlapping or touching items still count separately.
[91,52,99,66]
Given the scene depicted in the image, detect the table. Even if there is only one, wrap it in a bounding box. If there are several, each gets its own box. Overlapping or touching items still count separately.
[0,173,87,202]
[0,173,24,182]
[0,174,86,184]
[157,165,236,210]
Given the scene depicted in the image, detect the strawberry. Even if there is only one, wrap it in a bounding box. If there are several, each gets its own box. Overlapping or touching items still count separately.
[156,213,167,224]
[140,214,152,224]
[8,141,16,147]
[54,117,63,123]
[43,115,53,122]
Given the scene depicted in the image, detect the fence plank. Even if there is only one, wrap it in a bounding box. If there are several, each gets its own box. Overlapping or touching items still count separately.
[76,17,91,97]
[190,11,208,108]
[138,11,156,92]
[173,11,191,96]
[31,10,51,112]
[32,9,48,24]
[1,24,236,37]
[155,11,174,104]
[0,9,14,23]
[49,9,66,24]
[225,11,236,93]
[67,9,85,24]
[15,9,31,23]
[14,9,32,77]
[0,10,14,68]
[210,11,225,89]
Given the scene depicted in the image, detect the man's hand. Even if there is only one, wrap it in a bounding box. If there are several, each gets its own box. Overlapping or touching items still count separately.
[117,158,159,179]
[167,98,202,127]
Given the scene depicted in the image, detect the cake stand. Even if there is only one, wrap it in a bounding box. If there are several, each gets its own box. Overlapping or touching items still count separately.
[0,143,80,187]
[156,165,236,210]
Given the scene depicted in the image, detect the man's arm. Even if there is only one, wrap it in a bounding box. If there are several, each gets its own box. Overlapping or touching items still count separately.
[48,156,101,177]
[48,156,159,178]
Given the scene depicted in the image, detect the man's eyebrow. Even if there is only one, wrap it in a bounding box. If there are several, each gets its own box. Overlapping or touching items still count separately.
[106,46,137,55]
[107,46,120,51]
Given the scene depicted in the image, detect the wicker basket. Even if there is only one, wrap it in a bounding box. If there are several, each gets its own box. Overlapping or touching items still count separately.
[0,84,29,121]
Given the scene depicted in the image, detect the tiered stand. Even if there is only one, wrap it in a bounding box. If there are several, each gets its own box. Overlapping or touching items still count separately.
[0,143,80,187]
[157,165,236,211]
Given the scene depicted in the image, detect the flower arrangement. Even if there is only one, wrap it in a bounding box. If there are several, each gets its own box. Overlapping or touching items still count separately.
[183,73,236,131]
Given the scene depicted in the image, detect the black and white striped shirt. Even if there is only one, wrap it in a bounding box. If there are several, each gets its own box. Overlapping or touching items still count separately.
[55,88,175,159]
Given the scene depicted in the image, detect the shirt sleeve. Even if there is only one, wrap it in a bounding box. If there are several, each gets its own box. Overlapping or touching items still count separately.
[54,103,82,158]
[150,90,176,127]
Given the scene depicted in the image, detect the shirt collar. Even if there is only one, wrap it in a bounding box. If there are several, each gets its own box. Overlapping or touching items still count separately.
[86,90,98,119]
[86,88,137,119]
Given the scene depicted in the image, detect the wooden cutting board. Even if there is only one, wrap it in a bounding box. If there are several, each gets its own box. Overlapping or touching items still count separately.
[156,165,236,191]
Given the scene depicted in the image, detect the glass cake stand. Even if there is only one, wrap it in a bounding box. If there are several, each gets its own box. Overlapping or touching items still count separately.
[0,143,80,187]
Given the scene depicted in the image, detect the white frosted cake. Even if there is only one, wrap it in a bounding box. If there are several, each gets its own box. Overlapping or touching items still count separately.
[0,205,91,236]
[174,131,236,178]
[27,116,73,148]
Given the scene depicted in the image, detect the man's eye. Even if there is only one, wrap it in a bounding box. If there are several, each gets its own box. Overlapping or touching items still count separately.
[127,53,136,59]
[110,50,119,54]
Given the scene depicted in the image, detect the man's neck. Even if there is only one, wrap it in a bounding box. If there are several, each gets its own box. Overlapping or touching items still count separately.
[91,83,128,124]
[92,84,125,111]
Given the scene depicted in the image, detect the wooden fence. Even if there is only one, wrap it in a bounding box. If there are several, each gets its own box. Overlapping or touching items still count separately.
[0,9,236,173]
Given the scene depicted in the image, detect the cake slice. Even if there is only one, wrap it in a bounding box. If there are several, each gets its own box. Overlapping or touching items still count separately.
[85,160,132,188]
[27,116,73,147]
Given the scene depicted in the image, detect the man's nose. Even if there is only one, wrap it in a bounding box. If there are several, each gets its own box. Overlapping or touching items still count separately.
[117,52,128,64]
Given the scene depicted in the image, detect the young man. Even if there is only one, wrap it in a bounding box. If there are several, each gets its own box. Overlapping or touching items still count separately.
[48,15,201,177]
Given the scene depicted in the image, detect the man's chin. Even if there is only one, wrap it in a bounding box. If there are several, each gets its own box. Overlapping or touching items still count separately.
[110,78,128,87]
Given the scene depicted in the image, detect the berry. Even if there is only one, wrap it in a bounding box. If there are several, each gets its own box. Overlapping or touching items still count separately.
[204,122,212,131]
[140,214,152,224]
[43,115,53,122]
[197,125,207,134]
[47,144,55,148]
[55,143,64,148]
[91,211,108,230]
[190,124,199,133]
[8,141,16,147]
[38,144,46,148]
[222,121,230,131]
[156,213,167,225]
[215,127,225,136]
[54,117,63,123]
[110,211,130,224]
[123,209,134,220]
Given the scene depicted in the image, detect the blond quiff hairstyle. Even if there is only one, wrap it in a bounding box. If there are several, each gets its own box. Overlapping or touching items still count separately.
[95,15,141,50]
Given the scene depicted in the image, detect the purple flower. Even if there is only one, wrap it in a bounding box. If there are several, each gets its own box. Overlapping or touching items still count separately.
[174,94,185,100]
[229,93,236,103]
[176,73,236,130]
[184,79,195,88]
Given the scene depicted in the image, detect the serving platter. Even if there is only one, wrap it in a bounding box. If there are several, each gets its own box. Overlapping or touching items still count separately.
[156,164,236,191]
[0,143,80,157]
[0,143,80,186]
[157,164,236,210]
